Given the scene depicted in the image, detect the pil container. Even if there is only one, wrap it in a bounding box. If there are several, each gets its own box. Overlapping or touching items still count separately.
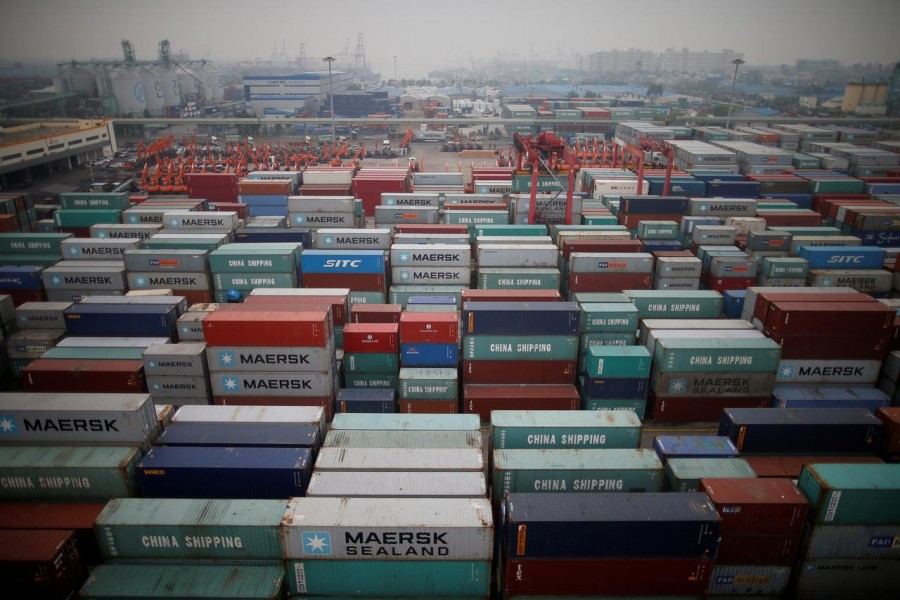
[491,409,640,450]
[78,564,285,599]
[305,471,486,498]
[797,463,900,524]
[137,446,312,499]
[0,529,86,600]
[0,445,141,501]
[94,498,287,560]
[653,435,739,461]
[323,430,483,450]
[504,492,720,559]
[312,447,483,472]
[281,496,492,560]
[720,407,882,454]
[156,422,319,449]
[462,301,580,335]
[664,458,756,492]
[492,448,663,499]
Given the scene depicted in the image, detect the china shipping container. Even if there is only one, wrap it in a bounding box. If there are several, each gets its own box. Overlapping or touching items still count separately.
[491,409,640,449]
[78,564,285,599]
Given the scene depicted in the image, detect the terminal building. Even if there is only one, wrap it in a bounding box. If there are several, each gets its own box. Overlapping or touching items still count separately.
[242,71,354,116]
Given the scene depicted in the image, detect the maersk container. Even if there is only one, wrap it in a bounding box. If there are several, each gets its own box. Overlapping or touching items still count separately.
[286,560,490,596]
[63,303,178,339]
[330,413,478,431]
[314,227,391,250]
[463,335,579,361]
[794,559,897,595]
[0,445,141,500]
[305,471,486,498]
[156,422,319,449]
[94,498,287,560]
[390,243,470,267]
[61,237,142,260]
[504,492,720,559]
[653,436,738,461]
[463,302,579,336]
[707,565,791,595]
[491,410,640,450]
[42,264,127,291]
[205,346,333,374]
[771,386,890,411]
[797,463,900,525]
[805,524,900,559]
[492,448,663,499]
[624,290,723,319]
[324,430,482,450]
[654,338,782,374]
[664,458,756,492]
[137,446,312,499]
[720,407,882,454]
[0,392,157,446]
[79,564,285,599]
[392,266,470,285]
[209,371,333,398]
[171,405,326,441]
[282,496,492,560]
[313,447,483,472]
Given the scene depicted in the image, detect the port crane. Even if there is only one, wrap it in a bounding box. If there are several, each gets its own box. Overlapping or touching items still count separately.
[513,131,578,225]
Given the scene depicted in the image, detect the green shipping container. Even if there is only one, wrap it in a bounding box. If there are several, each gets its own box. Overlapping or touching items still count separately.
[653,337,782,374]
[324,430,483,450]
[349,291,387,305]
[286,560,490,596]
[807,178,866,195]
[491,448,664,500]
[580,302,639,333]
[95,498,287,560]
[331,413,479,431]
[797,463,900,525]
[477,268,561,290]
[491,409,641,449]
[623,290,723,319]
[582,214,620,225]
[665,458,757,492]
[0,445,140,501]
[58,192,131,210]
[581,397,647,418]
[342,352,399,373]
[474,224,547,237]
[463,335,579,361]
[579,332,638,373]
[53,209,122,227]
[572,292,632,304]
[40,347,147,361]
[638,221,679,240]
[208,245,301,273]
[79,564,284,599]
[762,257,809,279]
[399,368,458,401]
[0,254,63,267]
[443,211,510,226]
[342,373,399,390]
[585,346,651,378]
[0,232,71,255]
[213,272,297,290]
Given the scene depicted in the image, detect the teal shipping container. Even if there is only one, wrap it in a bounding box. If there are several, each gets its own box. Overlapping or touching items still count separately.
[208,244,301,273]
[286,560,490,596]
[623,290,723,319]
[580,303,639,333]
[581,398,647,416]
[342,373,399,390]
[653,338,782,373]
[664,458,756,492]
[477,268,561,290]
[342,352,399,373]
[585,346,651,378]
[492,448,664,500]
[491,410,641,449]
[797,463,900,525]
[94,498,287,560]
[79,564,284,599]
[0,445,141,501]
[463,335,579,361]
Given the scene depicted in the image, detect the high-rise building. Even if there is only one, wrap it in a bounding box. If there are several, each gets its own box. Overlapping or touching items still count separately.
[580,49,658,75]
[658,48,744,76]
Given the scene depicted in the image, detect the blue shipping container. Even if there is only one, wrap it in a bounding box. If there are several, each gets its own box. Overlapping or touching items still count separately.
[462,302,581,335]
[137,446,312,499]
[239,194,289,205]
[653,436,739,461]
[408,295,457,307]
[300,250,385,274]
[248,206,290,218]
[336,388,396,413]
[853,229,900,247]
[640,241,684,252]
[620,196,690,214]
[578,376,649,400]
[234,228,311,247]
[400,343,459,367]
[704,181,761,198]
[796,245,886,269]
[650,180,706,196]
[722,290,746,318]
[155,422,321,449]
[64,303,178,338]
[0,266,43,290]
[771,387,890,412]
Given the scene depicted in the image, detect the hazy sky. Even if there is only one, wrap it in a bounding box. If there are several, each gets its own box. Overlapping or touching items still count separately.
[3,0,898,77]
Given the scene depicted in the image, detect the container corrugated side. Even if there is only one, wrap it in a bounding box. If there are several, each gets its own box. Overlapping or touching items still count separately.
[706,565,791,595]
[664,458,756,492]
[804,524,900,559]
[305,471,486,498]
[794,559,897,595]
[312,448,483,471]
[171,405,326,440]
[78,564,285,599]
[797,463,900,525]
[286,560,490,596]
[324,430,482,449]
[490,409,641,449]
[330,413,478,431]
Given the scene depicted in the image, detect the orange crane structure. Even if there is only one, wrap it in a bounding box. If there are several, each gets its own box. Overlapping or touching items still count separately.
[513,131,578,225]
[612,138,676,196]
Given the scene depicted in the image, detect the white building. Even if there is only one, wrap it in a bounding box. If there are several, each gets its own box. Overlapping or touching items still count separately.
[580,49,658,74]
[242,71,354,115]
[659,48,744,76]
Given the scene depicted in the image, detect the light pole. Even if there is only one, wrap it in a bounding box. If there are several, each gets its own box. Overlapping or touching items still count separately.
[725,58,746,130]
[322,56,337,144]
[393,56,398,84]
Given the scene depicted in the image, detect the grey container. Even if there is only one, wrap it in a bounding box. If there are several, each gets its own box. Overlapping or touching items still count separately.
[330,414,479,431]
[656,257,702,278]
[163,210,239,232]
[56,336,171,349]
[171,405,326,440]
[314,228,391,250]
[568,253,653,274]
[209,371,334,397]
[146,375,212,399]
[0,392,157,446]
[61,238,142,260]
[143,343,209,377]
[206,346,334,374]
[128,272,212,291]
[176,312,207,341]
[41,264,127,290]
[14,301,72,329]
[477,244,559,268]
[391,244,471,267]
[324,430,483,450]
[638,318,755,346]
[664,458,756,492]
[794,559,898,595]
[305,471,487,498]
[805,525,900,559]
[281,496,493,559]
[76,294,188,315]
[374,206,440,225]
[312,447,484,472]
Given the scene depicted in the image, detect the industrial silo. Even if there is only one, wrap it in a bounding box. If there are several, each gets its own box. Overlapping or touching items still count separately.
[110,67,147,116]
[141,67,165,116]
[160,68,182,110]
[59,64,99,96]
[209,67,226,101]
[196,63,215,103]
[177,69,199,103]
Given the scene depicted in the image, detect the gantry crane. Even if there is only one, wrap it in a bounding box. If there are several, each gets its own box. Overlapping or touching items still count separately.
[612,138,676,196]
[513,131,578,225]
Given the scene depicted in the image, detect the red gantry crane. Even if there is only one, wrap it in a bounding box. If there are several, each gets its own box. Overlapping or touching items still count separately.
[513,131,578,225]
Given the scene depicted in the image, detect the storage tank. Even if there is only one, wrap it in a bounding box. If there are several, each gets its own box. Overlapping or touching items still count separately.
[208,67,225,101]
[110,68,147,116]
[177,69,199,103]
[160,68,181,108]
[141,68,165,116]
[60,65,99,96]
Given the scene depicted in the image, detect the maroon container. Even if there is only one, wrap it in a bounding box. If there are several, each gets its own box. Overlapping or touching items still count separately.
[245,294,349,324]
[350,303,402,323]
[462,359,577,384]
[394,224,469,235]
[741,455,883,478]
[23,359,145,393]
[214,395,334,421]
[567,272,652,293]
[648,393,770,423]
[714,533,800,566]
[2,290,46,306]
[617,212,684,228]
[503,557,713,596]
[0,503,105,564]
[756,210,822,227]
[562,239,644,260]
[186,172,239,202]
[698,478,808,534]
[461,289,561,303]
[237,180,292,195]
[342,323,399,353]
[0,529,86,600]
[876,407,900,460]
[202,307,332,347]
[774,332,890,361]
[399,399,458,414]
[764,301,894,338]
[706,276,756,293]
[57,227,92,237]
[302,272,386,292]
[463,384,579,422]
[208,202,250,219]
[399,312,458,344]
[751,292,871,324]
[0,214,19,232]
[174,290,213,306]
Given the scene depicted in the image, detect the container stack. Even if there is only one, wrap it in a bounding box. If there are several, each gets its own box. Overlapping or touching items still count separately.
[301,249,388,303]
[801,245,891,296]
[576,296,640,382]
[510,193,582,226]
[142,342,211,406]
[185,171,239,203]
[41,258,128,304]
[794,463,900,596]
[353,167,411,217]
[6,300,70,378]
[341,320,400,399]
[0,528,89,599]
[289,195,358,230]
[208,242,301,303]
[701,477,808,595]
[124,248,212,305]
[476,238,560,292]
[237,177,292,218]
[391,242,471,289]
[616,195,689,230]
[652,434,754,492]
[54,192,130,237]
[580,344,652,418]
[1,235,71,297]
[299,167,354,197]
[757,256,809,287]
[398,310,459,369]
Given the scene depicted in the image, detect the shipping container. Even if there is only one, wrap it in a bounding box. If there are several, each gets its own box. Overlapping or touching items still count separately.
[0,529,86,600]
[155,422,318,449]
[330,413,478,431]
[797,463,900,524]
[305,471,486,498]
[491,410,640,449]
[312,447,482,472]
[323,430,482,449]
[0,502,105,563]
[706,565,791,595]
[202,308,332,347]
[665,458,756,492]
[743,455,884,479]
[805,524,900,559]
[78,564,285,599]
[63,303,178,339]
[653,436,739,460]
[794,559,897,595]
[698,477,808,534]
[170,405,326,441]
[462,302,580,336]
[285,560,490,596]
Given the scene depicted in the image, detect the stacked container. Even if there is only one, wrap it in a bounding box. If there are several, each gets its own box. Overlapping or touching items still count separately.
[142,342,211,406]
[237,177,292,218]
[397,311,459,413]
[41,260,128,303]
[341,320,400,397]
[580,344,652,418]
[124,248,212,305]
[567,251,653,296]
[208,243,301,303]
[54,192,130,237]
[800,245,891,296]
[391,243,471,289]
[301,249,388,303]
[575,298,640,401]
[476,239,559,292]
[288,196,358,230]
[6,301,69,378]
[654,252,703,291]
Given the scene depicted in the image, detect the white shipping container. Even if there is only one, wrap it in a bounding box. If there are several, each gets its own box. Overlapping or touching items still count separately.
[477,244,558,268]
[653,277,700,290]
[146,375,211,399]
[331,413,479,431]
[314,228,391,250]
[390,244,471,267]
[392,233,471,245]
[804,525,900,559]
[287,196,355,213]
[56,337,170,348]
[313,447,484,472]
[638,318,755,345]
[301,171,354,186]
[15,302,72,329]
[171,405,326,439]
[305,471,487,498]
[324,430,483,449]
[282,497,493,559]
[205,346,334,373]
[143,343,208,377]
[162,211,239,232]
[209,371,334,397]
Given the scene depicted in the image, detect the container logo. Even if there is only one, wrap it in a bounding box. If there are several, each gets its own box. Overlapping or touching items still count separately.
[320,234,335,246]
[0,415,18,434]
[778,365,795,380]
[48,275,63,287]
[67,247,81,257]
[302,531,332,555]
[668,378,687,394]
[397,252,410,263]
[133,276,148,288]
[218,352,236,367]
[221,376,240,391]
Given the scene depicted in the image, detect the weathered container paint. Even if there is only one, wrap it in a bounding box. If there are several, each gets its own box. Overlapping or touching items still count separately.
[624,290,723,319]
[0,528,86,600]
[156,422,319,449]
[331,413,478,431]
[664,458,756,492]
[476,267,561,290]
[335,388,396,414]
[771,386,890,411]
[463,302,580,336]
[653,436,738,460]
[794,559,897,595]
[584,346,651,378]
[797,463,900,525]
[476,244,557,268]
[805,524,900,559]
[305,471,486,498]
[707,565,791,595]
[650,370,775,398]
[324,430,482,450]
[79,564,285,599]
[171,405,326,441]
[491,409,640,450]
[654,338,782,374]
[645,329,766,362]
[285,560,490,596]
[341,352,399,373]
[342,373,399,390]
[578,302,638,333]
[463,335,578,361]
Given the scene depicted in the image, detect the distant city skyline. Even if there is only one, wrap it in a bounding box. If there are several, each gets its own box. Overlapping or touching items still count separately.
[2,0,898,79]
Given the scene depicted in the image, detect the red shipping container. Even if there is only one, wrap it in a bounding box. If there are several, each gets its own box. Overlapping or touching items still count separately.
[567,272,652,293]
[393,224,469,235]
[237,180,292,195]
[174,290,213,306]
[764,301,894,338]
[2,290,46,306]
[202,308,332,347]
[562,239,644,260]
[743,455,883,478]
[186,172,239,202]
[213,395,334,421]
[297,185,352,196]
[617,212,684,228]
[462,359,577,385]
[876,407,900,459]
[774,332,890,361]
[129,193,150,204]
[503,558,713,596]
[463,384,579,422]
[350,303,403,323]
[302,272,386,292]
[342,323,399,353]
[0,529,87,600]
[750,292,871,324]
[399,399,458,414]
[0,503,105,563]
[23,359,145,393]
[57,227,92,237]
[461,289,561,303]
[698,478,808,534]
[648,393,770,423]
[714,533,800,566]
[755,210,822,227]
[208,202,250,219]
[399,312,458,344]
[245,294,349,324]
[705,276,756,294]
[0,214,19,232]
